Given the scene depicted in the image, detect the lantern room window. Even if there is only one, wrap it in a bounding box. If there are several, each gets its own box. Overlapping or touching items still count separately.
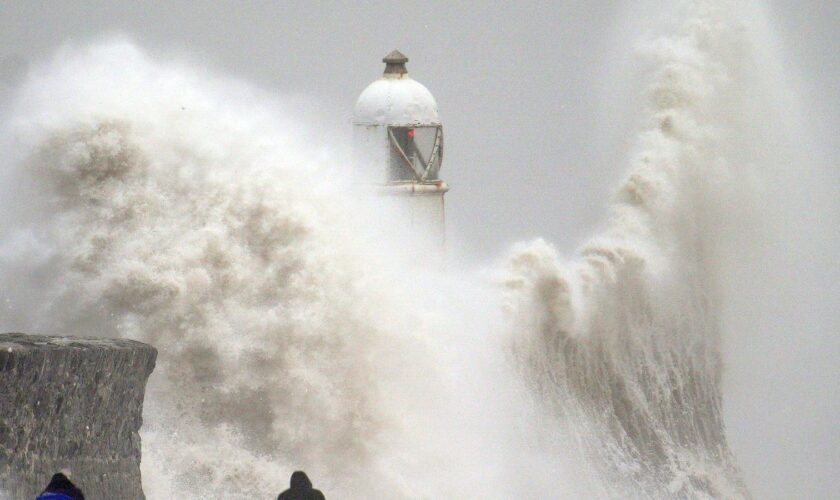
[388,125,443,182]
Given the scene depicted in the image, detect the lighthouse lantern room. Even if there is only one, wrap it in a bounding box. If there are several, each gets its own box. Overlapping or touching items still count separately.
[353,50,448,252]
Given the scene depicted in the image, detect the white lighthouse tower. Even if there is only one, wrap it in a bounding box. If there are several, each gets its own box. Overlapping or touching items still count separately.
[353,50,448,255]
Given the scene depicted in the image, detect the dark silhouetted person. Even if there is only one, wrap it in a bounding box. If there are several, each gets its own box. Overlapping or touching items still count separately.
[36,472,85,500]
[277,471,325,500]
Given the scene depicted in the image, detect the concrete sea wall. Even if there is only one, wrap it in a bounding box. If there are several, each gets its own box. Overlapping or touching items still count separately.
[0,333,156,499]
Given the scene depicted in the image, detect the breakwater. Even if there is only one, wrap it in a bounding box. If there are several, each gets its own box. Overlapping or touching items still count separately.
[0,333,156,499]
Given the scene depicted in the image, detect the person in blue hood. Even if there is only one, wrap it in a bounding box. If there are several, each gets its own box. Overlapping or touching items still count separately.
[277,470,325,500]
[36,472,85,500]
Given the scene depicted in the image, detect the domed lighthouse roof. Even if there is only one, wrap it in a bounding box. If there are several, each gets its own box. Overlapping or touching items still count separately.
[353,50,440,126]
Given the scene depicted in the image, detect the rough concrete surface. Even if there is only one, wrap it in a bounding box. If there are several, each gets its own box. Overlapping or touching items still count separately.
[0,333,156,499]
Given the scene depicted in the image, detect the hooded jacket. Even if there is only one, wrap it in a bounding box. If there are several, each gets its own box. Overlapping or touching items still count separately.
[277,471,326,500]
[36,472,85,500]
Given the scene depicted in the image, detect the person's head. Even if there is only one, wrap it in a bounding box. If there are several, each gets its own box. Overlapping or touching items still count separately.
[38,472,84,500]
[290,471,312,490]
[47,473,72,487]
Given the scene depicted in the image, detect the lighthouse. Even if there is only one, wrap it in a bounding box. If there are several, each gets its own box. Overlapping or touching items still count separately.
[353,50,448,256]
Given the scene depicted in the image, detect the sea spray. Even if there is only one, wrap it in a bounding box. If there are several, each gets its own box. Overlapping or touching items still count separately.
[0,41,413,497]
[503,1,752,497]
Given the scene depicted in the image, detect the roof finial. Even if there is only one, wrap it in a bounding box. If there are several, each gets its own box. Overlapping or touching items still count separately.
[383,50,408,76]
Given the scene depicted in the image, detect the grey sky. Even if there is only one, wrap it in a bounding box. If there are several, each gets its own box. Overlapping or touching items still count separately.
[0,1,837,259]
[0,1,838,499]
[0,1,617,261]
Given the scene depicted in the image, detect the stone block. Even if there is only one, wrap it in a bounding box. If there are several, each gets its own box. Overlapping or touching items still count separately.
[0,333,156,499]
